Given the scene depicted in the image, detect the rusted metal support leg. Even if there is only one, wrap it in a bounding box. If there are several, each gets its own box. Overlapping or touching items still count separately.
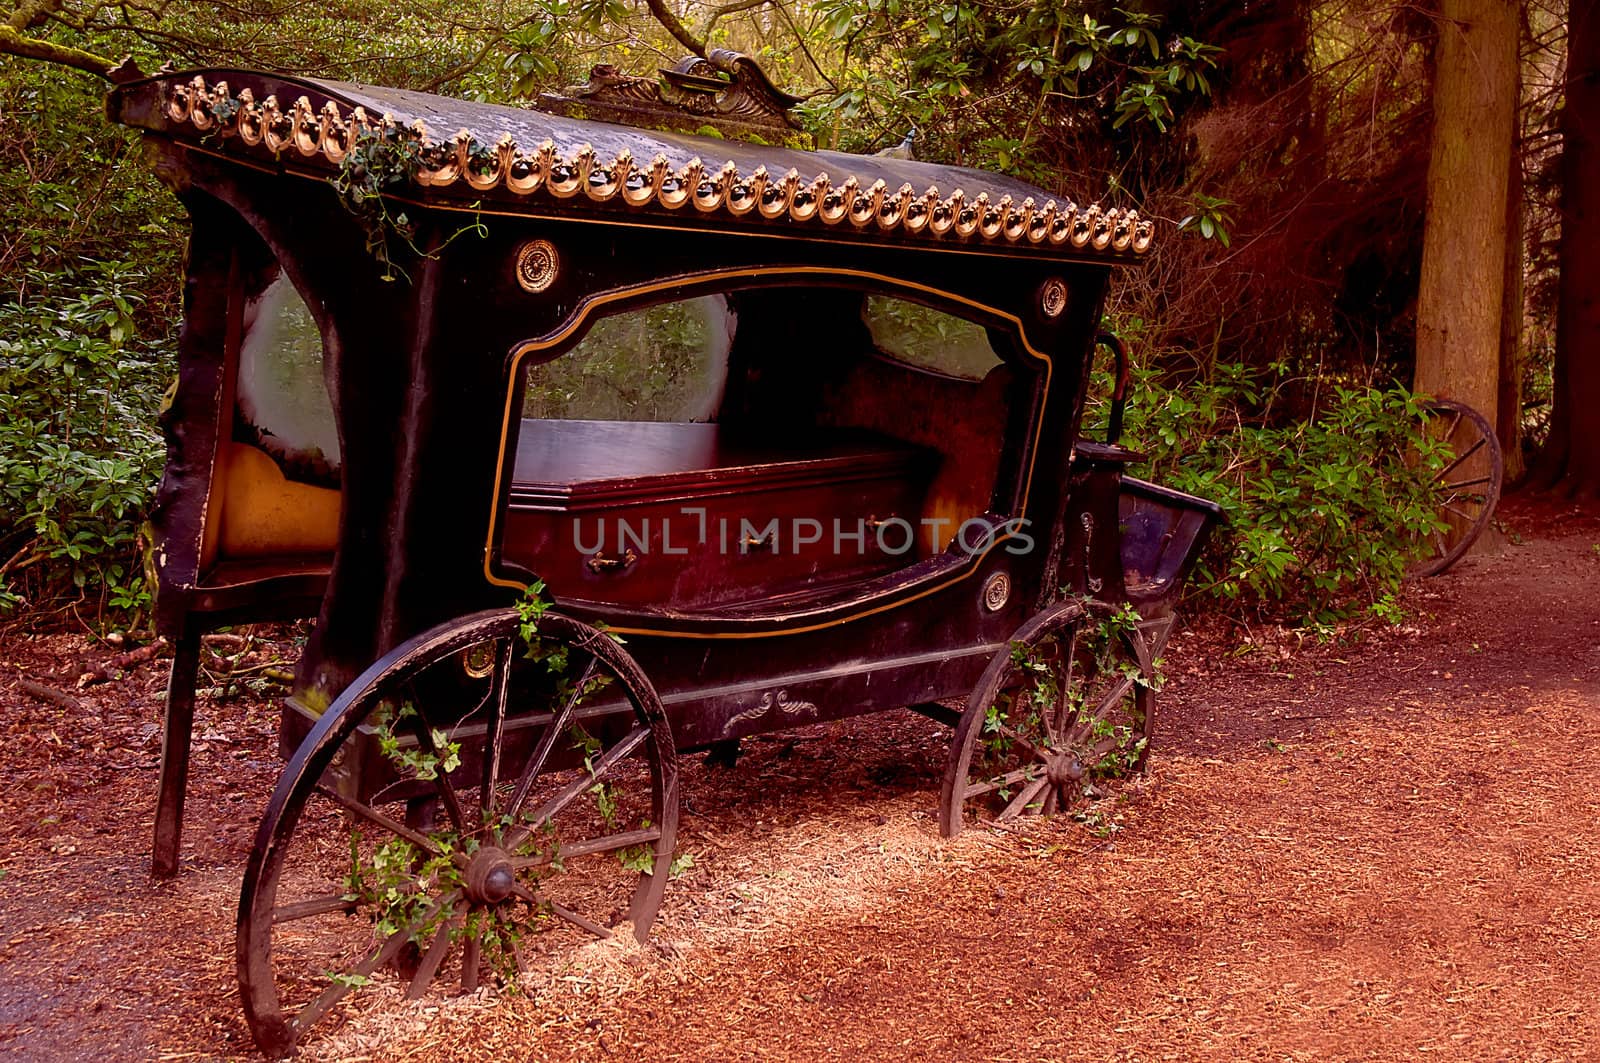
[152,624,202,878]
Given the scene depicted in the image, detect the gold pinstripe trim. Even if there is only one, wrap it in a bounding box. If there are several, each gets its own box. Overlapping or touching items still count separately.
[482,266,1056,639]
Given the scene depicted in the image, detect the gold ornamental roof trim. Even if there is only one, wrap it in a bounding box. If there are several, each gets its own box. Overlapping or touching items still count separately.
[119,71,1155,258]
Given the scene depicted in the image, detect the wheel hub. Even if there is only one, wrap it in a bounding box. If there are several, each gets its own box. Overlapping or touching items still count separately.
[465,846,516,905]
[1046,753,1085,788]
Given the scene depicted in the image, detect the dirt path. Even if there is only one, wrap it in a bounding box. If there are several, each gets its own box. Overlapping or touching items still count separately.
[3,496,1599,1062]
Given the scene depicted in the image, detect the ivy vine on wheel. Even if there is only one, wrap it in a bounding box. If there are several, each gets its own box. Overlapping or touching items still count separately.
[939,599,1158,837]
[237,607,677,1057]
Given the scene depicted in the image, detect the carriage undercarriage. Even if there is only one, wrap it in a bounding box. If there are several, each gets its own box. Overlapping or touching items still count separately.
[239,459,1217,1054]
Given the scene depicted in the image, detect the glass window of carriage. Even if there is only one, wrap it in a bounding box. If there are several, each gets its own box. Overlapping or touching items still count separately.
[523,295,735,422]
[235,262,340,485]
[862,295,1004,382]
[203,253,342,566]
[509,285,1023,565]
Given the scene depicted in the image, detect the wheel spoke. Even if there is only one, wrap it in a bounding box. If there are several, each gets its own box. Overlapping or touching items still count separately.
[513,884,611,939]
[996,775,1051,822]
[509,826,662,869]
[293,892,455,1033]
[1065,673,1136,746]
[1051,691,1084,751]
[272,894,356,924]
[503,657,598,825]
[502,726,646,851]
[1068,635,1104,741]
[460,936,482,993]
[1442,502,1481,523]
[504,725,650,851]
[1087,731,1128,760]
[406,909,466,1000]
[1439,409,1464,448]
[481,638,515,822]
[962,765,1041,800]
[1433,436,1486,482]
[551,901,614,939]
[1430,527,1449,557]
[992,721,1052,762]
[1047,630,1081,745]
[1440,475,1492,492]
[407,715,467,836]
[315,783,444,858]
[1435,489,1485,508]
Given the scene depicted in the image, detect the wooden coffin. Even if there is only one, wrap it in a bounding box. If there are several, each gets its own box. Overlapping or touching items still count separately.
[503,420,937,611]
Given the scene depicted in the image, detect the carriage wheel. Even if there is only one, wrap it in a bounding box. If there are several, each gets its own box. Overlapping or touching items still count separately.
[1407,398,1503,578]
[939,600,1154,838]
[237,609,677,1057]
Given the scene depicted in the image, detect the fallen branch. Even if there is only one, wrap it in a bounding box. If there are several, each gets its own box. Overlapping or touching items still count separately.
[0,537,42,578]
[78,636,169,685]
[19,679,85,712]
[217,660,292,680]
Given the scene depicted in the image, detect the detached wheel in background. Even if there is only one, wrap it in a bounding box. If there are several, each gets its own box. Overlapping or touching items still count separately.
[1407,399,1504,578]
[237,609,678,1057]
[940,599,1156,838]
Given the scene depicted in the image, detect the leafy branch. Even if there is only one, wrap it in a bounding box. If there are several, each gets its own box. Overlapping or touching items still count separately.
[0,22,114,77]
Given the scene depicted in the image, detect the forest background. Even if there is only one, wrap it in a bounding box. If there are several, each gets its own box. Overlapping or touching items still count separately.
[0,0,1591,634]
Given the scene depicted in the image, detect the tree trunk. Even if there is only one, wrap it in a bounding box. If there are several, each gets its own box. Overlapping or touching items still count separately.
[1538,0,1600,492]
[1414,0,1520,424]
[1498,61,1525,484]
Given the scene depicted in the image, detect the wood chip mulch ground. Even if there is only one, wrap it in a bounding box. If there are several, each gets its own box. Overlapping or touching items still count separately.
[2,493,1598,1062]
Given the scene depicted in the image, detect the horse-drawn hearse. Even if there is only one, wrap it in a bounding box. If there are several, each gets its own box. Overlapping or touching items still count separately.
[105,51,1220,1055]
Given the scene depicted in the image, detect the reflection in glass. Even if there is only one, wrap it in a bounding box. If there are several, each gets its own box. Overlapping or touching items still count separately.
[862,295,1002,381]
[236,271,340,485]
[525,296,735,422]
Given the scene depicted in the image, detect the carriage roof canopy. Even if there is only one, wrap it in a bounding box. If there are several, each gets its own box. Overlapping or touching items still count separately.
[107,65,1153,261]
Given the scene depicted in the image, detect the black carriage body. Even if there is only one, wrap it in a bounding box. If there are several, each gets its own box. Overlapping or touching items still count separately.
[109,68,1165,746]
[106,62,1236,1054]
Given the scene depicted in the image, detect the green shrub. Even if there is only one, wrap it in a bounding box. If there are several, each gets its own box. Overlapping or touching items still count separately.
[1,61,184,628]
[0,261,170,623]
[1089,354,1448,627]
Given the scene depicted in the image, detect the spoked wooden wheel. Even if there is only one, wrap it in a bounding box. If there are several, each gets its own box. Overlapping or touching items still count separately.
[1407,398,1503,578]
[238,609,677,1057]
[940,600,1155,838]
